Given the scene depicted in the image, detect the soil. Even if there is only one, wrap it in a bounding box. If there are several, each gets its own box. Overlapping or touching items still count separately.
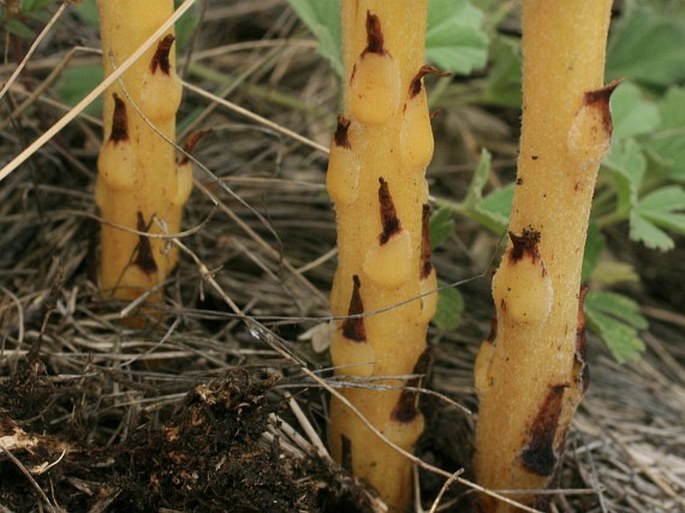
[0,337,379,512]
[1,2,684,513]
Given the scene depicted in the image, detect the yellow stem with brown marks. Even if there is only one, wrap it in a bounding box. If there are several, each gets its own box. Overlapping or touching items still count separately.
[474,1,615,512]
[96,1,189,305]
[327,1,436,510]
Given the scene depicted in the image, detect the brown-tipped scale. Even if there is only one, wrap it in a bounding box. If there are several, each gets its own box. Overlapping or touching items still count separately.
[96,1,186,307]
[473,1,615,511]
[327,3,436,510]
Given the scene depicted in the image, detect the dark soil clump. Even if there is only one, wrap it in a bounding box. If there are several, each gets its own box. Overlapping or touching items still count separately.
[0,364,336,512]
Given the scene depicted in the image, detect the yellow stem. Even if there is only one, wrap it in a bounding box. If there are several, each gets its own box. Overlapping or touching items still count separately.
[96,0,188,305]
[328,1,434,510]
[474,1,614,512]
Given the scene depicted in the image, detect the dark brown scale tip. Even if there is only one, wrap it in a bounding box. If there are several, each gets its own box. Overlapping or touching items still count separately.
[110,93,128,143]
[584,79,620,104]
[413,347,433,377]
[420,204,433,279]
[342,275,366,342]
[583,79,620,134]
[409,65,450,98]
[178,129,210,166]
[150,34,175,75]
[341,434,353,472]
[508,228,542,264]
[134,212,158,275]
[485,314,498,344]
[392,389,419,424]
[575,287,590,393]
[391,348,433,424]
[364,11,385,55]
[519,384,566,476]
[378,177,401,244]
[333,115,352,149]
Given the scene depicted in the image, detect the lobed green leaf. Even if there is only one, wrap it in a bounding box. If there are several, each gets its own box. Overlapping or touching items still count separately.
[607,6,685,87]
[609,82,661,141]
[584,290,647,363]
[426,0,488,74]
[629,186,685,250]
[646,87,685,181]
[629,211,676,251]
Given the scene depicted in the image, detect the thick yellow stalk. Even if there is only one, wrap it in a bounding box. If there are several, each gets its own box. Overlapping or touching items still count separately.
[95,1,188,304]
[473,1,614,511]
[327,2,435,510]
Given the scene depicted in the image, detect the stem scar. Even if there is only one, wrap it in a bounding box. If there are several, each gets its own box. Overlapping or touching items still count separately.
[378,177,401,244]
[363,11,385,55]
[134,212,158,275]
[333,115,352,149]
[150,34,175,75]
[391,348,432,423]
[110,93,128,143]
[519,384,567,476]
[178,129,210,166]
[342,274,366,342]
[409,65,450,99]
[509,228,542,266]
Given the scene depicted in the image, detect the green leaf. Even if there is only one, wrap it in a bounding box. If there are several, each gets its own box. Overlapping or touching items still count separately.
[630,211,676,251]
[609,82,661,141]
[474,183,513,233]
[646,87,685,181]
[21,0,55,12]
[481,36,521,107]
[591,261,640,286]
[584,290,647,364]
[5,18,35,38]
[603,138,647,216]
[464,148,492,207]
[630,186,685,250]
[24,9,51,23]
[174,0,200,49]
[53,64,103,116]
[286,0,343,77]
[581,222,605,284]
[432,280,464,332]
[604,139,647,187]
[607,6,685,87]
[430,206,456,249]
[426,0,489,74]
[457,148,511,234]
[74,0,99,26]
